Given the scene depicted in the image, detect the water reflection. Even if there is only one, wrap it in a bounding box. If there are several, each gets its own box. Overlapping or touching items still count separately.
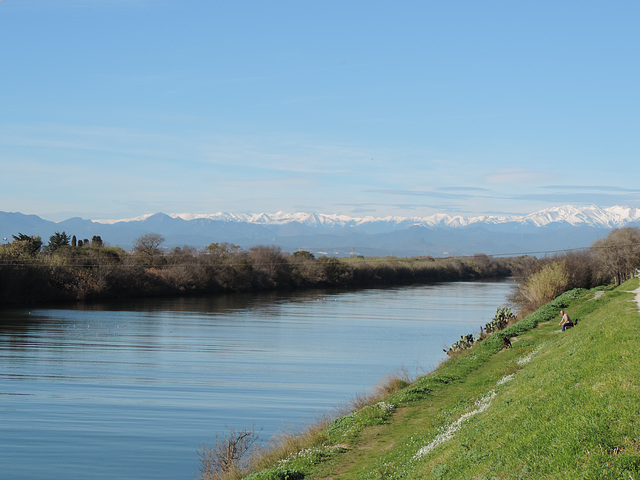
[0,281,513,480]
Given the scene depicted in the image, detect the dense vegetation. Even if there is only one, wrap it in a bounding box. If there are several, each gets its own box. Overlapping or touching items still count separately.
[205,280,640,480]
[2,226,638,307]
[0,232,520,305]
[509,227,640,315]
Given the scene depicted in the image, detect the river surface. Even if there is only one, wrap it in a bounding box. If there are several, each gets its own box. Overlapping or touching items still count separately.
[0,280,513,480]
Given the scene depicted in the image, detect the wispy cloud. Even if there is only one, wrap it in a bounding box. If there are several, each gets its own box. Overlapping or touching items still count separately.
[506,185,640,205]
[540,185,640,193]
[201,137,377,176]
[439,186,491,193]
[335,201,475,216]
[484,169,552,185]
[509,192,640,205]
[366,188,495,201]
[0,123,184,162]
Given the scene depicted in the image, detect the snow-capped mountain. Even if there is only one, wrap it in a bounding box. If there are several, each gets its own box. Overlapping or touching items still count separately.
[2,205,640,257]
[520,205,640,228]
[94,205,640,229]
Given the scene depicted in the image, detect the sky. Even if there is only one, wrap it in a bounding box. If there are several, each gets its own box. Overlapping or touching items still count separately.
[1,1,639,222]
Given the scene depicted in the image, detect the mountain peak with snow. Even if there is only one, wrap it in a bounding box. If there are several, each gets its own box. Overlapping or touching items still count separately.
[4,205,639,257]
[93,205,640,229]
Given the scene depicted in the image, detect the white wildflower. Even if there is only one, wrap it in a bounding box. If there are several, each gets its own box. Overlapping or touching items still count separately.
[497,373,515,385]
[516,352,534,365]
[375,401,396,413]
[516,342,547,366]
[414,390,496,458]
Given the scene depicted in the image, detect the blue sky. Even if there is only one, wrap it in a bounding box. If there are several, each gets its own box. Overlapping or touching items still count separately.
[1,1,639,221]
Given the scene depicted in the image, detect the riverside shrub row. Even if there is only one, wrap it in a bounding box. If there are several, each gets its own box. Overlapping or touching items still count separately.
[0,243,524,305]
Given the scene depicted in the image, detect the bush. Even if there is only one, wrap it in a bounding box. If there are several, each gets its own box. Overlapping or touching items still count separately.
[445,333,475,356]
[514,261,569,314]
[484,306,516,334]
[0,231,529,305]
[198,427,259,480]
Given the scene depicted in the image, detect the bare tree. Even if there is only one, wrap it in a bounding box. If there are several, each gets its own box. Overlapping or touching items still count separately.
[133,233,165,266]
[591,227,640,284]
[248,245,291,288]
[198,426,259,480]
[133,233,164,255]
[206,242,242,262]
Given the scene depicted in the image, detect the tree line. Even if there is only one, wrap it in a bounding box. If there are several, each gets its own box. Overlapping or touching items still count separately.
[4,227,636,308]
[0,231,522,305]
[509,227,640,315]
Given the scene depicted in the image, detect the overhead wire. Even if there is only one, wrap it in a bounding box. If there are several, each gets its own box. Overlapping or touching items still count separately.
[1,241,639,268]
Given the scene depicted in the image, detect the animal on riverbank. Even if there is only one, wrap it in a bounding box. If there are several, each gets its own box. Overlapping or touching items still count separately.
[502,336,512,349]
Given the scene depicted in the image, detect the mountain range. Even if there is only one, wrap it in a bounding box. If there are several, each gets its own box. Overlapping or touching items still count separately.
[2,205,639,257]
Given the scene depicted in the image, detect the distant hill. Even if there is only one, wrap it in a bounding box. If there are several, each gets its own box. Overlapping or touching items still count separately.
[2,205,639,256]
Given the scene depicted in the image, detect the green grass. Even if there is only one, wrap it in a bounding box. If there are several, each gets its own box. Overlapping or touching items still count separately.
[242,279,640,480]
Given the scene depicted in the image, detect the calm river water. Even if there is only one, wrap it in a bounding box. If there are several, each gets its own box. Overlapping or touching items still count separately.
[0,280,513,480]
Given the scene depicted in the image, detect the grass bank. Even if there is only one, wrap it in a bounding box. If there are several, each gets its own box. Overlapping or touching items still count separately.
[239,279,640,479]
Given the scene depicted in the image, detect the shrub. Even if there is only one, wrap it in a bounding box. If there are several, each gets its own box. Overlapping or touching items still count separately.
[516,261,569,313]
[484,306,516,334]
[445,333,475,356]
[198,427,259,480]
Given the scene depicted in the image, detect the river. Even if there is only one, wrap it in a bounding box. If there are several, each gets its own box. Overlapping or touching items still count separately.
[0,280,514,479]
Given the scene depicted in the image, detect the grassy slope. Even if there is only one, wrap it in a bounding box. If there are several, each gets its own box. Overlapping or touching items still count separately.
[246,279,640,480]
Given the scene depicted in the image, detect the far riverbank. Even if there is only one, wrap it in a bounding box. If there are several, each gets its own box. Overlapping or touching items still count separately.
[0,243,526,305]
